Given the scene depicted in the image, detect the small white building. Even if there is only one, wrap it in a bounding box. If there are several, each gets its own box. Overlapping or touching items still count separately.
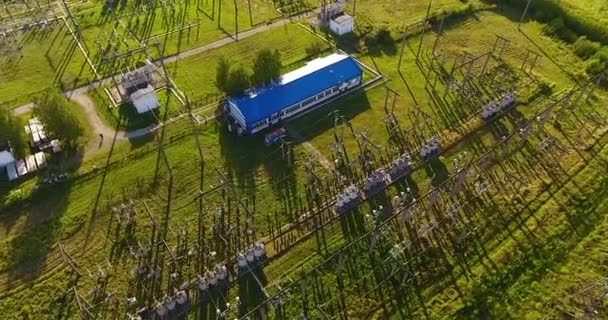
[0,151,15,169]
[329,13,354,36]
[130,86,159,114]
[0,151,17,181]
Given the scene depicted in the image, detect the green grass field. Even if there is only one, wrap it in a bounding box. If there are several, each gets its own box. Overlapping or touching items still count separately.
[2,0,608,319]
[344,0,482,29]
[0,22,89,108]
[561,0,608,26]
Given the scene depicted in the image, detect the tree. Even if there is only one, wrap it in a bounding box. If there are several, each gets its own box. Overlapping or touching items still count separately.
[252,49,282,86]
[216,56,231,92]
[33,91,84,148]
[375,26,394,45]
[305,41,325,58]
[572,36,600,60]
[225,66,251,96]
[0,108,27,157]
[585,48,608,85]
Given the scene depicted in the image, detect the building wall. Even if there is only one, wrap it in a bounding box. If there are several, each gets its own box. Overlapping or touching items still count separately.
[329,18,354,36]
[237,75,363,135]
[132,92,159,114]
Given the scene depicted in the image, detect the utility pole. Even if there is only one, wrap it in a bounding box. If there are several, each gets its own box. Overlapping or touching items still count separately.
[398,35,407,70]
[431,15,444,57]
[518,0,533,28]
[234,0,238,40]
[416,0,432,60]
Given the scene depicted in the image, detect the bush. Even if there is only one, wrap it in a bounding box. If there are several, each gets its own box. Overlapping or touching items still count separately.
[0,108,27,157]
[363,25,394,47]
[3,188,30,208]
[542,17,577,42]
[572,36,601,59]
[592,47,608,63]
[215,56,231,92]
[586,58,606,77]
[305,41,325,58]
[225,66,251,96]
[375,26,394,45]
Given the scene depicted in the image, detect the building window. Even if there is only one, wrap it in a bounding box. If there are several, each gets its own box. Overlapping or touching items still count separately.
[252,119,268,130]
[302,97,316,107]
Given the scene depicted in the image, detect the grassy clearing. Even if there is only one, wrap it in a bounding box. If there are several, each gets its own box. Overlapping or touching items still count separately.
[344,0,483,29]
[0,22,88,108]
[552,0,608,38]
[168,23,332,104]
[562,0,608,24]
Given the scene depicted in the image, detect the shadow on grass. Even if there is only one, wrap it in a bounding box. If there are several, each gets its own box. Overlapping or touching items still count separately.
[237,266,268,316]
[288,89,372,141]
[424,157,449,188]
[120,103,161,132]
[217,119,298,212]
[1,146,84,290]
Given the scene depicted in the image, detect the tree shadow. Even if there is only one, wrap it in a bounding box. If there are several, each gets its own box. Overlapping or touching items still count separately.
[217,119,298,217]
[1,146,84,290]
[424,158,449,188]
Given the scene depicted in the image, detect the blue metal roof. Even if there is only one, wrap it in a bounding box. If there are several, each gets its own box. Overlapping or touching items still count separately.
[228,55,362,126]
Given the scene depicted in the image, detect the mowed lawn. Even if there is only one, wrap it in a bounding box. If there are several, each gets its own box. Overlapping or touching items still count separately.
[0,22,88,108]
[343,0,483,27]
[561,0,608,25]
[73,0,285,61]
[167,23,331,103]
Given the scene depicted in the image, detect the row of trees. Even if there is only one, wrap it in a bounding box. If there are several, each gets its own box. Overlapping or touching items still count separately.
[216,49,283,96]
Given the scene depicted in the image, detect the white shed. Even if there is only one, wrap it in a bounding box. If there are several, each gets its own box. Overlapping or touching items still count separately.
[329,14,354,36]
[6,162,18,181]
[1,150,17,181]
[130,86,159,114]
[0,151,15,168]
[15,159,28,176]
[34,152,47,169]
